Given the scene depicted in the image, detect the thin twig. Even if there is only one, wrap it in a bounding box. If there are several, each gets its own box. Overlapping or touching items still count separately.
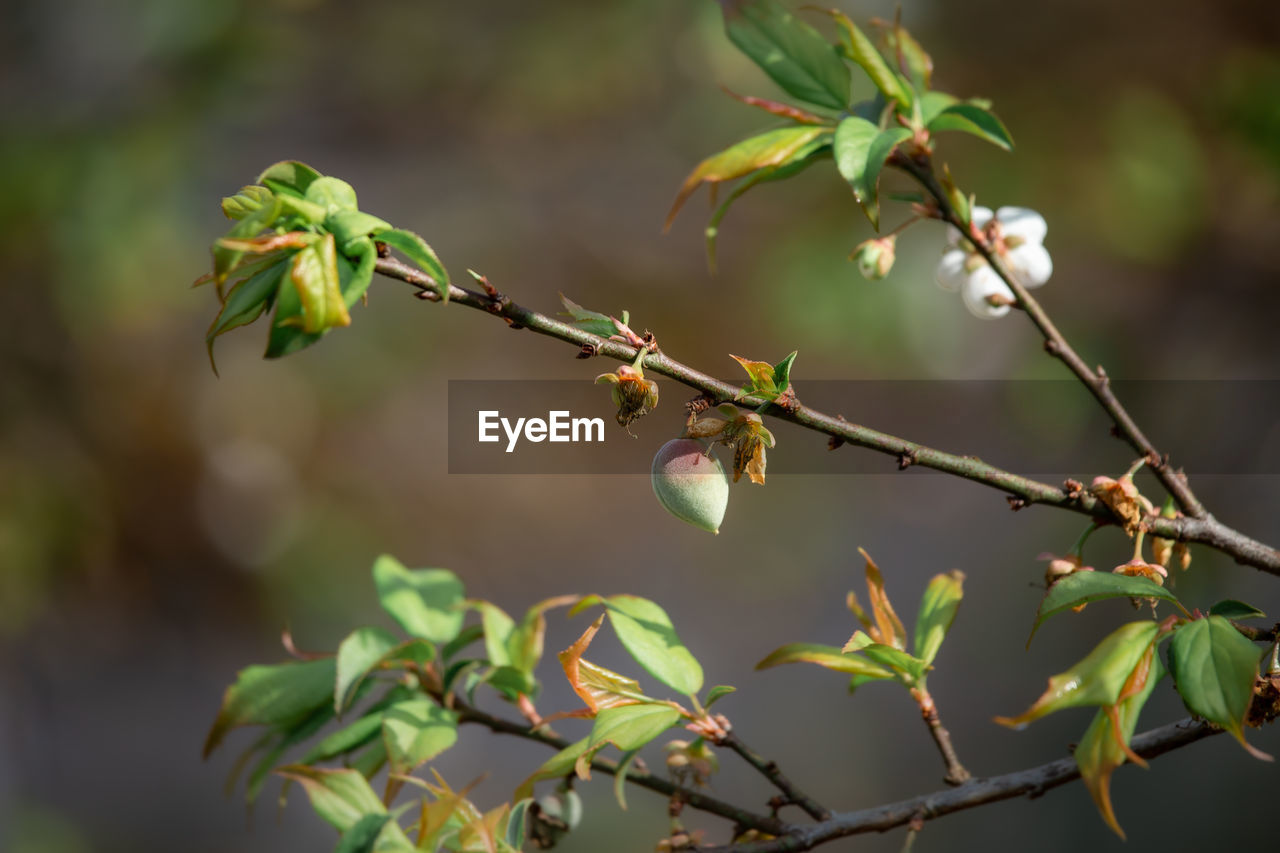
[699,719,1217,853]
[371,256,1280,576]
[898,158,1207,520]
[719,732,832,821]
[912,688,970,786]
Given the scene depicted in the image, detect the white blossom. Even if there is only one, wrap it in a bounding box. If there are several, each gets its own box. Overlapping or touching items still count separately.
[935,206,1053,319]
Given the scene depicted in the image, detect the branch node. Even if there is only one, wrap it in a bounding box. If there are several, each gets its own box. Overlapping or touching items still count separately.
[1062,478,1084,500]
[898,450,917,470]
[576,343,598,359]
[1007,495,1027,512]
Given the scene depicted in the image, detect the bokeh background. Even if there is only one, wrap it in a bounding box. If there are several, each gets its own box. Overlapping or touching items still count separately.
[2,0,1279,851]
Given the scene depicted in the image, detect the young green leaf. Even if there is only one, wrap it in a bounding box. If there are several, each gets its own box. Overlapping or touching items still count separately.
[720,87,831,125]
[289,232,351,334]
[559,294,620,338]
[704,137,832,271]
[301,713,384,765]
[264,269,324,359]
[206,256,289,372]
[587,703,683,755]
[371,555,465,644]
[334,814,392,853]
[326,210,391,249]
[305,175,359,215]
[730,354,780,397]
[275,765,386,832]
[1029,572,1181,645]
[719,0,851,111]
[613,750,641,810]
[914,570,964,666]
[885,21,933,93]
[1076,655,1165,839]
[335,627,401,714]
[666,126,828,230]
[603,595,705,696]
[705,685,737,708]
[918,91,959,126]
[772,351,798,392]
[820,9,910,107]
[1168,615,1271,760]
[513,736,591,800]
[382,698,460,775]
[257,160,322,197]
[377,228,451,302]
[755,642,895,680]
[857,641,928,683]
[834,119,911,229]
[927,103,1014,151]
[1208,600,1266,620]
[204,658,337,757]
[994,621,1161,729]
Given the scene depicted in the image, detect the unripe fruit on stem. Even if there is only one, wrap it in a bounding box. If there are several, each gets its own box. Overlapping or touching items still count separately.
[651,438,729,534]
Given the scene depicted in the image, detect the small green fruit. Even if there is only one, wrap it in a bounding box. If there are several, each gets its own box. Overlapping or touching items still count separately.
[651,438,729,534]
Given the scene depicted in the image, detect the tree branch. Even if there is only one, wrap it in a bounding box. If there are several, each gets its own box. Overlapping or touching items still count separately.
[450,699,787,836]
[700,718,1218,853]
[898,158,1207,520]
[371,256,1280,576]
[718,732,832,821]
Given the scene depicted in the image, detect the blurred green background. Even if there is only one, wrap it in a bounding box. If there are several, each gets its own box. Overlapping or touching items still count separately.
[2,0,1278,851]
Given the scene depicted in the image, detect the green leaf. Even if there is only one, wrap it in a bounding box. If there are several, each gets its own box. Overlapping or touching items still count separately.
[305,175,359,214]
[995,621,1160,729]
[335,814,392,853]
[820,9,910,107]
[377,228,451,301]
[1028,572,1180,645]
[613,750,640,811]
[257,160,322,197]
[1209,600,1266,620]
[704,139,831,271]
[212,196,284,284]
[372,555,465,644]
[918,91,958,126]
[603,595,704,696]
[927,103,1014,151]
[339,239,378,308]
[705,685,736,708]
[276,765,386,832]
[755,642,895,680]
[476,601,518,668]
[1168,615,1271,760]
[666,126,828,229]
[772,351,797,392]
[204,657,336,757]
[587,703,682,753]
[885,22,932,92]
[222,185,276,221]
[559,294,620,338]
[505,799,532,850]
[833,118,911,229]
[351,738,387,780]
[382,698,460,775]
[859,641,928,683]
[264,268,324,359]
[301,713,384,765]
[719,0,851,111]
[244,703,333,803]
[1076,655,1165,839]
[730,354,779,397]
[513,736,591,800]
[206,256,288,371]
[289,232,351,334]
[914,570,964,666]
[327,210,391,248]
[335,627,401,714]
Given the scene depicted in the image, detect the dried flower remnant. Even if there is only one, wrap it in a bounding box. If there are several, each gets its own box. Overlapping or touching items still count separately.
[596,361,659,434]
